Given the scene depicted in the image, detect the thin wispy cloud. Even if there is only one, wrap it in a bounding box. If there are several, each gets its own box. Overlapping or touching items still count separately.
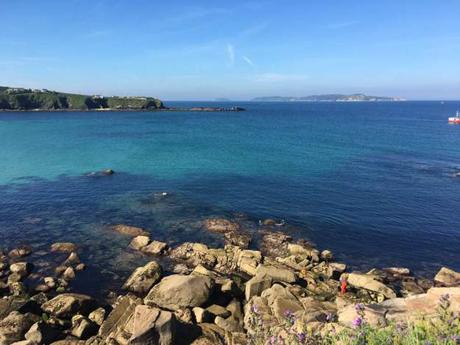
[227,43,235,65]
[242,56,255,66]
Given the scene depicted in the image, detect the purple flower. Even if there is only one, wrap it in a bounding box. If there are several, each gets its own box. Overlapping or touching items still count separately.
[269,336,276,345]
[297,332,306,343]
[352,316,363,328]
[326,313,332,322]
[355,303,365,313]
[251,304,259,314]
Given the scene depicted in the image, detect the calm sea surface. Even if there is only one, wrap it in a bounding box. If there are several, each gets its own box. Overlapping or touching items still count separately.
[1,101,459,296]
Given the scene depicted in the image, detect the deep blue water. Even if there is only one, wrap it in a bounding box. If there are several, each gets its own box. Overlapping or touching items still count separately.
[1,101,460,296]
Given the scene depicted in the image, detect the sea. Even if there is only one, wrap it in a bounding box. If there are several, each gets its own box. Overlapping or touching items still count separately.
[1,101,459,297]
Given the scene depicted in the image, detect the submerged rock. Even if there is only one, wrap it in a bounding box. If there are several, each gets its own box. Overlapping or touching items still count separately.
[51,243,78,253]
[111,224,149,237]
[203,218,240,233]
[8,246,32,258]
[145,274,213,310]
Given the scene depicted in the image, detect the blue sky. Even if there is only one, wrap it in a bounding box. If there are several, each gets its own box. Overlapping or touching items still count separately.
[0,0,459,100]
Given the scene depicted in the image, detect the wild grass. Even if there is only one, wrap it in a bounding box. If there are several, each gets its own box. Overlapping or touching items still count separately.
[247,294,460,345]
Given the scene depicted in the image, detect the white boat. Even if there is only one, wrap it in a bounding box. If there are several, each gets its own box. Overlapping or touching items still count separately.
[448,111,460,124]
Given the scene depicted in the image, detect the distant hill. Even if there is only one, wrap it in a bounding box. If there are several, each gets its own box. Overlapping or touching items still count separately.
[0,87,164,111]
[252,94,404,102]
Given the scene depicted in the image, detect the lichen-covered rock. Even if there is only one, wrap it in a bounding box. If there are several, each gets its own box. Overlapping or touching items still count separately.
[145,274,213,310]
[122,261,162,295]
[41,294,97,318]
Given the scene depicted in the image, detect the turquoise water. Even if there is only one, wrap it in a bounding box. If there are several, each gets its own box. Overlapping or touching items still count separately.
[1,101,460,296]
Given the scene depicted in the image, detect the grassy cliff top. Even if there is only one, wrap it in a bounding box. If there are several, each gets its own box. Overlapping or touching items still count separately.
[0,87,164,111]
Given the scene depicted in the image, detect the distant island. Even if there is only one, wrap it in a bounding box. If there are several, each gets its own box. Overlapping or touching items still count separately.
[0,86,164,111]
[252,93,404,102]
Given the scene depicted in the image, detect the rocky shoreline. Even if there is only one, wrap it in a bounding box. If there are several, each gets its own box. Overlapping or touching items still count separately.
[1,217,459,344]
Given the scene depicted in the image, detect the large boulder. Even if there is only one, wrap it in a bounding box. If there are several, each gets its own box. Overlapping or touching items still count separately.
[98,295,142,340]
[383,287,460,322]
[434,267,460,287]
[346,272,397,300]
[111,225,149,237]
[41,294,97,318]
[129,305,176,345]
[122,261,162,295]
[256,264,296,283]
[245,276,272,300]
[0,311,36,345]
[145,275,213,310]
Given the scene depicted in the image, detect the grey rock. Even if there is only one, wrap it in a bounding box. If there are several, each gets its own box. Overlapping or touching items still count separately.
[122,261,162,295]
[145,274,213,310]
[129,305,175,345]
[41,294,97,318]
[0,311,35,345]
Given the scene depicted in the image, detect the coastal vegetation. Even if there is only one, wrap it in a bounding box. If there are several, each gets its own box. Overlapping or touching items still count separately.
[0,87,164,111]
